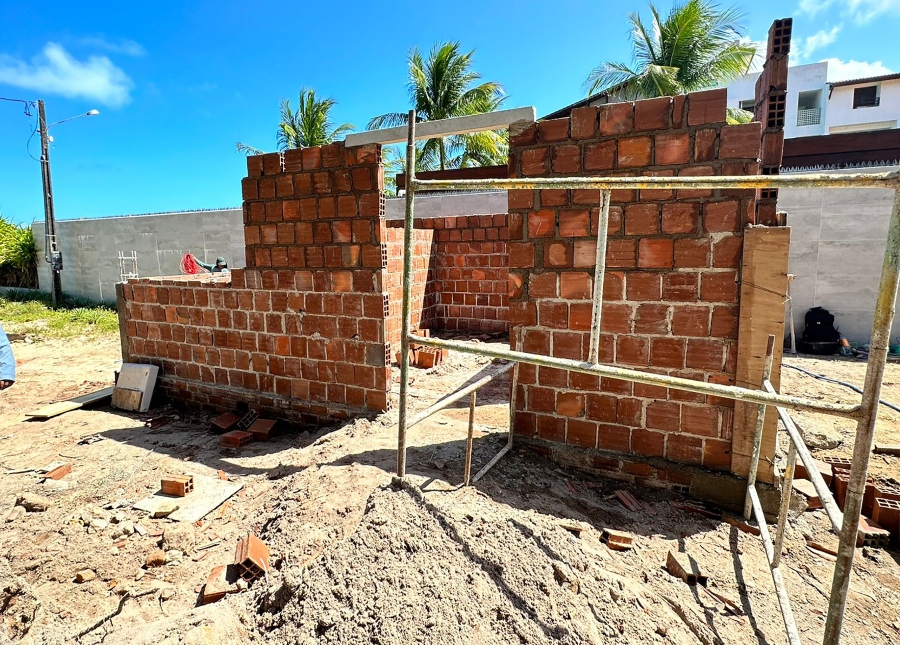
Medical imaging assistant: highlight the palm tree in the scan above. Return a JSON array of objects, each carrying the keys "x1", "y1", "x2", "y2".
[
  {"x1": 584, "y1": 0, "x2": 756, "y2": 100},
  {"x1": 236, "y1": 88, "x2": 354, "y2": 155},
  {"x1": 368, "y1": 42, "x2": 507, "y2": 171}
]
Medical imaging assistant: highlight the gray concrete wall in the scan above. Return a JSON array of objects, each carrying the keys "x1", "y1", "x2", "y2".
[
  {"x1": 780, "y1": 166, "x2": 899, "y2": 343},
  {"x1": 33, "y1": 209, "x2": 245, "y2": 303}
]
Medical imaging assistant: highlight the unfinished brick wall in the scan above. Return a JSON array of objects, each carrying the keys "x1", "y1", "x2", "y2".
[
  {"x1": 508, "y1": 90, "x2": 762, "y2": 480},
  {"x1": 119, "y1": 142, "x2": 393, "y2": 423},
  {"x1": 384, "y1": 225, "x2": 438, "y2": 348}
]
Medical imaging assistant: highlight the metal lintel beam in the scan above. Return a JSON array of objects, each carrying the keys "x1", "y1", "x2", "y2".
[
  {"x1": 408, "y1": 334, "x2": 861, "y2": 419},
  {"x1": 345, "y1": 107, "x2": 536, "y2": 147},
  {"x1": 410, "y1": 170, "x2": 900, "y2": 192}
]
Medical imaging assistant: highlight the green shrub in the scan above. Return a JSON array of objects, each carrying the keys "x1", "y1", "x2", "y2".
[{"x1": 0, "y1": 217, "x2": 38, "y2": 288}]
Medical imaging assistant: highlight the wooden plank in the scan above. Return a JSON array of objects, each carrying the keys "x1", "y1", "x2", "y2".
[
  {"x1": 25, "y1": 386, "x2": 114, "y2": 419},
  {"x1": 111, "y1": 387, "x2": 143, "y2": 412},
  {"x1": 134, "y1": 475, "x2": 242, "y2": 523},
  {"x1": 732, "y1": 226, "x2": 791, "y2": 482}
]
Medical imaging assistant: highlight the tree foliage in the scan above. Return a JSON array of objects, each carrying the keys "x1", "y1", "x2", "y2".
[
  {"x1": 236, "y1": 89, "x2": 354, "y2": 155},
  {"x1": 584, "y1": 0, "x2": 756, "y2": 99},
  {"x1": 368, "y1": 42, "x2": 507, "y2": 171}
]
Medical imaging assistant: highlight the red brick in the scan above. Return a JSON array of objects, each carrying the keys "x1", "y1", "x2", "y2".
[
  {"x1": 634, "y1": 303, "x2": 669, "y2": 334},
  {"x1": 632, "y1": 428, "x2": 665, "y2": 457},
  {"x1": 704, "y1": 200, "x2": 741, "y2": 233},
  {"x1": 703, "y1": 439, "x2": 732, "y2": 470},
  {"x1": 508, "y1": 273, "x2": 524, "y2": 299},
  {"x1": 586, "y1": 393, "x2": 617, "y2": 423},
  {"x1": 258, "y1": 176, "x2": 276, "y2": 199},
  {"x1": 617, "y1": 136, "x2": 652, "y2": 168},
  {"x1": 510, "y1": 122, "x2": 538, "y2": 147},
  {"x1": 653, "y1": 132, "x2": 689, "y2": 165},
  {"x1": 601, "y1": 303, "x2": 633, "y2": 333},
  {"x1": 552, "y1": 145, "x2": 581, "y2": 173},
  {"x1": 293, "y1": 172, "x2": 313, "y2": 195},
  {"x1": 687, "y1": 89, "x2": 727, "y2": 126},
  {"x1": 604, "y1": 271, "x2": 625, "y2": 300},
  {"x1": 598, "y1": 424, "x2": 632, "y2": 452},
  {"x1": 265, "y1": 201, "x2": 283, "y2": 222},
  {"x1": 599, "y1": 102, "x2": 634, "y2": 135},
  {"x1": 672, "y1": 306, "x2": 710, "y2": 336},
  {"x1": 719, "y1": 122, "x2": 762, "y2": 159},
  {"x1": 527, "y1": 210, "x2": 556, "y2": 238},
  {"x1": 634, "y1": 96, "x2": 672, "y2": 131},
  {"x1": 241, "y1": 178, "x2": 258, "y2": 200},
  {"x1": 583, "y1": 140, "x2": 616, "y2": 171},
  {"x1": 646, "y1": 401, "x2": 680, "y2": 432},
  {"x1": 685, "y1": 338, "x2": 724, "y2": 370},
  {"x1": 607, "y1": 239, "x2": 637, "y2": 267},
  {"x1": 557, "y1": 392, "x2": 585, "y2": 417},
  {"x1": 694, "y1": 128, "x2": 717, "y2": 162},
  {"x1": 710, "y1": 305, "x2": 738, "y2": 338},
  {"x1": 537, "y1": 415, "x2": 566, "y2": 442},
  {"x1": 508, "y1": 190, "x2": 533, "y2": 210},
  {"x1": 559, "y1": 209, "x2": 590, "y2": 237},
  {"x1": 713, "y1": 236, "x2": 743, "y2": 268},
  {"x1": 509, "y1": 301, "x2": 537, "y2": 326},
  {"x1": 260, "y1": 224, "x2": 277, "y2": 245},
  {"x1": 538, "y1": 118, "x2": 570, "y2": 142},
  {"x1": 701, "y1": 272, "x2": 738, "y2": 302},
  {"x1": 560, "y1": 272, "x2": 592, "y2": 299},
  {"x1": 573, "y1": 240, "x2": 597, "y2": 268},
  {"x1": 567, "y1": 419, "x2": 598, "y2": 448},
  {"x1": 544, "y1": 241, "x2": 572, "y2": 268},
  {"x1": 661, "y1": 202, "x2": 699, "y2": 234},
  {"x1": 570, "y1": 106, "x2": 598, "y2": 140},
  {"x1": 508, "y1": 242, "x2": 535, "y2": 268},
  {"x1": 638, "y1": 238, "x2": 673, "y2": 268},
  {"x1": 246, "y1": 155, "x2": 263, "y2": 177},
  {"x1": 521, "y1": 148, "x2": 549, "y2": 176},
  {"x1": 625, "y1": 203, "x2": 659, "y2": 235},
  {"x1": 626, "y1": 272, "x2": 660, "y2": 300},
  {"x1": 667, "y1": 434, "x2": 703, "y2": 465},
  {"x1": 674, "y1": 238, "x2": 710, "y2": 268},
  {"x1": 617, "y1": 336, "x2": 649, "y2": 366},
  {"x1": 275, "y1": 173, "x2": 293, "y2": 197},
  {"x1": 553, "y1": 331, "x2": 584, "y2": 360},
  {"x1": 539, "y1": 302, "x2": 568, "y2": 329},
  {"x1": 301, "y1": 146, "x2": 320, "y2": 170},
  {"x1": 662, "y1": 273, "x2": 698, "y2": 301},
  {"x1": 529, "y1": 272, "x2": 557, "y2": 298},
  {"x1": 539, "y1": 189, "x2": 568, "y2": 207},
  {"x1": 681, "y1": 405, "x2": 719, "y2": 437},
  {"x1": 650, "y1": 337, "x2": 685, "y2": 368}
]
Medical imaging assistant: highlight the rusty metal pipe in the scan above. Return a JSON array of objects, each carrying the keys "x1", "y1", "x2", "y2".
[
  {"x1": 744, "y1": 335, "x2": 776, "y2": 519},
  {"x1": 396, "y1": 110, "x2": 416, "y2": 477}
]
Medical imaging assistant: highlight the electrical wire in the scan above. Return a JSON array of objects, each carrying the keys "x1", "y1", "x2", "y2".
[
  {"x1": 1, "y1": 96, "x2": 42, "y2": 161},
  {"x1": 782, "y1": 362, "x2": 900, "y2": 414}
]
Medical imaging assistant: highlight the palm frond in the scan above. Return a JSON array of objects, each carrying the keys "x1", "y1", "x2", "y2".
[{"x1": 235, "y1": 142, "x2": 264, "y2": 156}]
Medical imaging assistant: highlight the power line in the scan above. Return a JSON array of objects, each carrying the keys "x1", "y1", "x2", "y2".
[{"x1": 0, "y1": 96, "x2": 42, "y2": 161}]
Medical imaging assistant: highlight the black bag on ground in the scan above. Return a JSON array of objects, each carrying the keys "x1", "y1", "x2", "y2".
[{"x1": 798, "y1": 306, "x2": 840, "y2": 354}]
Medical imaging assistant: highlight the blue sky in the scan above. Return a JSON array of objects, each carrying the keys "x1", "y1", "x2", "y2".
[{"x1": 1, "y1": 0, "x2": 898, "y2": 225}]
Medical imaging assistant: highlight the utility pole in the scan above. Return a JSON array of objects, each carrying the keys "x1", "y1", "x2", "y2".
[{"x1": 37, "y1": 99, "x2": 64, "y2": 308}]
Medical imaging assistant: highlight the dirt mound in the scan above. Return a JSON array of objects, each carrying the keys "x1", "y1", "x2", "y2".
[{"x1": 241, "y1": 479, "x2": 696, "y2": 644}]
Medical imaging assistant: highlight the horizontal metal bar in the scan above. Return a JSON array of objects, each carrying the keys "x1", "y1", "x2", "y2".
[
  {"x1": 407, "y1": 361, "x2": 513, "y2": 431},
  {"x1": 748, "y1": 485, "x2": 803, "y2": 645},
  {"x1": 408, "y1": 334, "x2": 862, "y2": 418},
  {"x1": 345, "y1": 107, "x2": 536, "y2": 146},
  {"x1": 763, "y1": 379, "x2": 844, "y2": 533},
  {"x1": 411, "y1": 170, "x2": 900, "y2": 192}
]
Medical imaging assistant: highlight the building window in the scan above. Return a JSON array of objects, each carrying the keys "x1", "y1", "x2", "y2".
[
  {"x1": 797, "y1": 90, "x2": 822, "y2": 126},
  {"x1": 853, "y1": 85, "x2": 880, "y2": 108},
  {"x1": 739, "y1": 99, "x2": 755, "y2": 112}
]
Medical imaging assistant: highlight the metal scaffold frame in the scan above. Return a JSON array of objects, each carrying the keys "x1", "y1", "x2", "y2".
[{"x1": 391, "y1": 110, "x2": 900, "y2": 645}]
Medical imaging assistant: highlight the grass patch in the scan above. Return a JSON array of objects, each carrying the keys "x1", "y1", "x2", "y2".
[{"x1": 0, "y1": 290, "x2": 119, "y2": 339}]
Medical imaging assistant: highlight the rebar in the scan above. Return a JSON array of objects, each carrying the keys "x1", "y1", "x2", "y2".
[
  {"x1": 824, "y1": 186, "x2": 900, "y2": 645},
  {"x1": 396, "y1": 110, "x2": 416, "y2": 478},
  {"x1": 406, "y1": 361, "x2": 513, "y2": 430},
  {"x1": 409, "y1": 334, "x2": 861, "y2": 418},
  {"x1": 588, "y1": 190, "x2": 611, "y2": 364}
]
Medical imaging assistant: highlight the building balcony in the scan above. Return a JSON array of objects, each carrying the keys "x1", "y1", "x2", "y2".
[{"x1": 797, "y1": 107, "x2": 822, "y2": 126}]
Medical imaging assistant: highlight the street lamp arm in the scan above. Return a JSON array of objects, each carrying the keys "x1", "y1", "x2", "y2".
[{"x1": 46, "y1": 110, "x2": 100, "y2": 129}]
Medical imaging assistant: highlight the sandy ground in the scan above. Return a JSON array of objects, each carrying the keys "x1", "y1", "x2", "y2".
[{"x1": 0, "y1": 334, "x2": 898, "y2": 644}]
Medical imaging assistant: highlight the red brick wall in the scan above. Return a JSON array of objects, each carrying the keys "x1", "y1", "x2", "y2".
[
  {"x1": 120, "y1": 142, "x2": 392, "y2": 423},
  {"x1": 384, "y1": 225, "x2": 437, "y2": 348},
  {"x1": 508, "y1": 90, "x2": 761, "y2": 474}
]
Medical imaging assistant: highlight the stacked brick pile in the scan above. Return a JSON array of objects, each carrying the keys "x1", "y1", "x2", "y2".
[{"x1": 507, "y1": 89, "x2": 761, "y2": 479}]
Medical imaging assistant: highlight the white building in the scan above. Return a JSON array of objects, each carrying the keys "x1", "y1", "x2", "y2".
[{"x1": 725, "y1": 61, "x2": 900, "y2": 139}]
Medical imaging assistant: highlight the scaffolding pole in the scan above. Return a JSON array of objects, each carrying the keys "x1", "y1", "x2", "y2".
[{"x1": 396, "y1": 110, "x2": 416, "y2": 477}]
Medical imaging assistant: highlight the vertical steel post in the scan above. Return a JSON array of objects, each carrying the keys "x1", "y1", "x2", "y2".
[
  {"x1": 824, "y1": 186, "x2": 900, "y2": 645},
  {"x1": 744, "y1": 334, "x2": 776, "y2": 519},
  {"x1": 464, "y1": 391, "x2": 477, "y2": 486},
  {"x1": 396, "y1": 111, "x2": 417, "y2": 477},
  {"x1": 773, "y1": 442, "x2": 796, "y2": 568},
  {"x1": 588, "y1": 190, "x2": 611, "y2": 364}
]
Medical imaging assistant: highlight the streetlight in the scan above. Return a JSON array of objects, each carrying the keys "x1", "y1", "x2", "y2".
[{"x1": 37, "y1": 101, "x2": 99, "y2": 307}]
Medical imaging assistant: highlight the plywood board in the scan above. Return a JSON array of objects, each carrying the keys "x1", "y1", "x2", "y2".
[
  {"x1": 732, "y1": 226, "x2": 791, "y2": 482},
  {"x1": 25, "y1": 387, "x2": 114, "y2": 419},
  {"x1": 133, "y1": 474, "x2": 242, "y2": 523}
]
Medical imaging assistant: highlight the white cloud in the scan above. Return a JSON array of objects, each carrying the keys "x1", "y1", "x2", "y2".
[
  {"x1": 798, "y1": 0, "x2": 900, "y2": 24},
  {"x1": 78, "y1": 36, "x2": 146, "y2": 57},
  {"x1": 795, "y1": 26, "x2": 841, "y2": 61},
  {"x1": 823, "y1": 57, "x2": 895, "y2": 82},
  {"x1": 0, "y1": 43, "x2": 133, "y2": 107}
]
